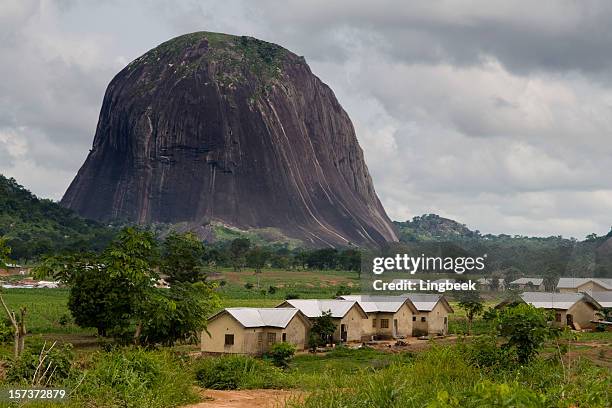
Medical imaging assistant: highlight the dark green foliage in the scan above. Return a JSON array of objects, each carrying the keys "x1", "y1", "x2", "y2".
[
  {"x1": 160, "y1": 232, "x2": 206, "y2": 283},
  {"x1": 140, "y1": 282, "x2": 219, "y2": 346},
  {"x1": 0, "y1": 175, "x2": 116, "y2": 261},
  {"x1": 36, "y1": 227, "x2": 217, "y2": 345},
  {"x1": 493, "y1": 304, "x2": 558, "y2": 363},
  {"x1": 194, "y1": 355, "x2": 292, "y2": 390},
  {"x1": 267, "y1": 342, "x2": 296, "y2": 368},
  {"x1": 309, "y1": 310, "x2": 336, "y2": 349},
  {"x1": 335, "y1": 285, "x2": 352, "y2": 297},
  {"x1": 229, "y1": 238, "x2": 251, "y2": 270},
  {"x1": 246, "y1": 246, "x2": 270, "y2": 272},
  {"x1": 67, "y1": 261, "x2": 132, "y2": 336},
  {"x1": 6, "y1": 341, "x2": 73, "y2": 385},
  {"x1": 0, "y1": 319, "x2": 12, "y2": 343}
]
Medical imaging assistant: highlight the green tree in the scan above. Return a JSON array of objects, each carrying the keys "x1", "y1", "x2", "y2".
[
  {"x1": 246, "y1": 246, "x2": 270, "y2": 288},
  {"x1": 267, "y1": 342, "x2": 296, "y2": 368},
  {"x1": 161, "y1": 232, "x2": 206, "y2": 283},
  {"x1": 457, "y1": 291, "x2": 484, "y2": 335},
  {"x1": 140, "y1": 281, "x2": 220, "y2": 346},
  {"x1": 34, "y1": 227, "x2": 159, "y2": 341},
  {"x1": 494, "y1": 303, "x2": 557, "y2": 363},
  {"x1": 229, "y1": 238, "x2": 251, "y2": 271},
  {"x1": 309, "y1": 310, "x2": 336, "y2": 349}
]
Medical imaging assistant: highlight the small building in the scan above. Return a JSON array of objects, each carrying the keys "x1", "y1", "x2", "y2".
[
  {"x1": 556, "y1": 278, "x2": 612, "y2": 294},
  {"x1": 405, "y1": 294, "x2": 453, "y2": 336},
  {"x1": 277, "y1": 299, "x2": 367, "y2": 342},
  {"x1": 509, "y1": 278, "x2": 545, "y2": 291},
  {"x1": 201, "y1": 307, "x2": 310, "y2": 355},
  {"x1": 499, "y1": 292, "x2": 602, "y2": 329},
  {"x1": 339, "y1": 295, "x2": 418, "y2": 340},
  {"x1": 476, "y1": 278, "x2": 505, "y2": 291}
]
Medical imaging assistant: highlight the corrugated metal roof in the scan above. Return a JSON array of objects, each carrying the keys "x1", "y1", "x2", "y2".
[
  {"x1": 591, "y1": 292, "x2": 612, "y2": 308},
  {"x1": 221, "y1": 307, "x2": 300, "y2": 328},
  {"x1": 404, "y1": 293, "x2": 444, "y2": 311},
  {"x1": 556, "y1": 278, "x2": 612, "y2": 290},
  {"x1": 339, "y1": 295, "x2": 410, "y2": 313},
  {"x1": 519, "y1": 292, "x2": 600, "y2": 310},
  {"x1": 282, "y1": 299, "x2": 357, "y2": 318},
  {"x1": 511, "y1": 278, "x2": 544, "y2": 285}
]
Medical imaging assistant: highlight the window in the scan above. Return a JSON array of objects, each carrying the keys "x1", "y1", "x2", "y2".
[
  {"x1": 372, "y1": 319, "x2": 377, "y2": 328},
  {"x1": 380, "y1": 319, "x2": 389, "y2": 328},
  {"x1": 555, "y1": 313, "x2": 562, "y2": 322},
  {"x1": 412, "y1": 316, "x2": 416, "y2": 322},
  {"x1": 224, "y1": 334, "x2": 234, "y2": 346},
  {"x1": 421, "y1": 317, "x2": 426, "y2": 322},
  {"x1": 267, "y1": 332, "x2": 277, "y2": 345},
  {"x1": 282, "y1": 333, "x2": 287, "y2": 342}
]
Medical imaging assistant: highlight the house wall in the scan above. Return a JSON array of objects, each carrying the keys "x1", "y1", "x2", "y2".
[
  {"x1": 566, "y1": 301, "x2": 599, "y2": 328},
  {"x1": 201, "y1": 314, "x2": 308, "y2": 355},
  {"x1": 413, "y1": 302, "x2": 450, "y2": 336},
  {"x1": 334, "y1": 305, "x2": 365, "y2": 342},
  {"x1": 559, "y1": 282, "x2": 609, "y2": 294}
]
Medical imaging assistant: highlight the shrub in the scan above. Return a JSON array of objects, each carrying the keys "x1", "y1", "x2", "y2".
[
  {"x1": 194, "y1": 355, "x2": 293, "y2": 390},
  {"x1": 6, "y1": 341, "x2": 73, "y2": 385},
  {"x1": 58, "y1": 313, "x2": 72, "y2": 326},
  {"x1": 464, "y1": 336, "x2": 517, "y2": 371},
  {"x1": 72, "y1": 348, "x2": 197, "y2": 408},
  {"x1": 0, "y1": 319, "x2": 12, "y2": 343},
  {"x1": 267, "y1": 342, "x2": 296, "y2": 368},
  {"x1": 494, "y1": 304, "x2": 558, "y2": 363},
  {"x1": 244, "y1": 283, "x2": 254, "y2": 289}
]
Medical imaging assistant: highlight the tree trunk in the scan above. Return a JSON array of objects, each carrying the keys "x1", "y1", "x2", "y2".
[
  {"x1": 133, "y1": 321, "x2": 142, "y2": 345},
  {"x1": 13, "y1": 332, "x2": 19, "y2": 358}
]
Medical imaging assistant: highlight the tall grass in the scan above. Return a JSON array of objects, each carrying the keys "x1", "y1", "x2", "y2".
[
  {"x1": 68, "y1": 348, "x2": 199, "y2": 408},
  {"x1": 287, "y1": 345, "x2": 611, "y2": 408}
]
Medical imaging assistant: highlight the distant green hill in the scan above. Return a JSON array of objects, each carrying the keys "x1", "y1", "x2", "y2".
[
  {"x1": 394, "y1": 214, "x2": 612, "y2": 278},
  {"x1": 0, "y1": 175, "x2": 116, "y2": 262}
]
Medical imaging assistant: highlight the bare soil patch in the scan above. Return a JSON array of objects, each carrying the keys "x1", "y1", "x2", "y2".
[{"x1": 183, "y1": 389, "x2": 300, "y2": 408}]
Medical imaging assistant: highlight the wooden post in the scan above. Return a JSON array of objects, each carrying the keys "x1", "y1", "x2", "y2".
[{"x1": 1, "y1": 294, "x2": 26, "y2": 358}]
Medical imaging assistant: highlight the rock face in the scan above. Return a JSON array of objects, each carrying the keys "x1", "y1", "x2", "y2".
[{"x1": 62, "y1": 32, "x2": 397, "y2": 247}]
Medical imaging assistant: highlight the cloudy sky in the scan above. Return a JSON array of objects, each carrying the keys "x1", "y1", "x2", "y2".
[{"x1": 2, "y1": 0, "x2": 612, "y2": 239}]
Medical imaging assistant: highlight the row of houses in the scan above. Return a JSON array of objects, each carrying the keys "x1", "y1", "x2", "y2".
[
  {"x1": 201, "y1": 294, "x2": 453, "y2": 355},
  {"x1": 497, "y1": 291, "x2": 609, "y2": 330},
  {"x1": 478, "y1": 277, "x2": 612, "y2": 293},
  {"x1": 202, "y1": 287, "x2": 610, "y2": 355}
]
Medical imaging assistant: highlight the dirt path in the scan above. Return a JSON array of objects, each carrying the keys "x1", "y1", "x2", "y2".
[{"x1": 183, "y1": 389, "x2": 300, "y2": 408}]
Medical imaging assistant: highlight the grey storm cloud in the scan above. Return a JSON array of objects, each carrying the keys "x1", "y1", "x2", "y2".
[{"x1": 1, "y1": 0, "x2": 612, "y2": 239}]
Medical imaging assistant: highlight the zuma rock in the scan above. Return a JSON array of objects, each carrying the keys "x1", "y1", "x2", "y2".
[{"x1": 62, "y1": 32, "x2": 398, "y2": 247}]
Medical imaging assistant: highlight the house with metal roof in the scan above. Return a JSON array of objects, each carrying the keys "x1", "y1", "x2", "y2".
[
  {"x1": 338, "y1": 295, "x2": 418, "y2": 340},
  {"x1": 404, "y1": 293, "x2": 454, "y2": 335},
  {"x1": 276, "y1": 299, "x2": 368, "y2": 342},
  {"x1": 498, "y1": 292, "x2": 602, "y2": 329},
  {"x1": 201, "y1": 307, "x2": 310, "y2": 355},
  {"x1": 556, "y1": 278, "x2": 612, "y2": 294},
  {"x1": 509, "y1": 278, "x2": 545, "y2": 291}
]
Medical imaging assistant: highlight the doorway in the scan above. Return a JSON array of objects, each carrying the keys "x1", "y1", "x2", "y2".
[{"x1": 340, "y1": 324, "x2": 347, "y2": 342}]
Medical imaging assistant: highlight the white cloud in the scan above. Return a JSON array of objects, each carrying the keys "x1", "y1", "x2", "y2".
[{"x1": 1, "y1": 0, "x2": 611, "y2": 239}]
